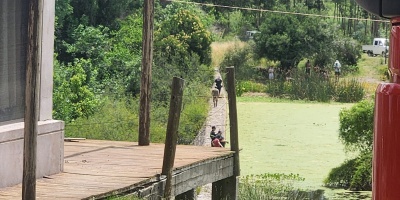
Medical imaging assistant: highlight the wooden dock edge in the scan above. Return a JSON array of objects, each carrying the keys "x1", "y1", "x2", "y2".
[{"x1": 84, "y1": 153, "x2": 235, "y2": 199}]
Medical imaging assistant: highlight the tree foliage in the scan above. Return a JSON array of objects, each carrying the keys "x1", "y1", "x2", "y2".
[
  {"x1": 255, "y1": 7, "x2": 336, "y2": 69},
  {"x1": 54, "y1": 0, "x2": 214, "y2": 145},
  {"x1": 325, "y1": 100, "x2": 374, "y2": 191},
  {"x1": 156, "y1": 9, "x2": 213, "y2": 65},
  {"x1": 53, "y1": 58, "x2": 100, "y2": 122},
  {"x1": 339, "y1": 100, "x2": 374, "y2": 153}
]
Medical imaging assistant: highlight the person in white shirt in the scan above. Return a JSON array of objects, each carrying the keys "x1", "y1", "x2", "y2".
[{"x1": 333, "y1": 60, "x2": 341, "y2": 82}]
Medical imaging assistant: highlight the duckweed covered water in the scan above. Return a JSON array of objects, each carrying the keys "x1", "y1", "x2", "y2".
[{"x1": 226, "y1": 101, "x2": 372, "y2": 199}]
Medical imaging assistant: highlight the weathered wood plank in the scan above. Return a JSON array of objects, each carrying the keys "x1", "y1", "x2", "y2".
[{"x1": 0, "y1": 140, "x2": 234, "y2": 199}]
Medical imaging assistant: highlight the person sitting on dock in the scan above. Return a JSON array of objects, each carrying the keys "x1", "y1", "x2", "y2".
[
  {"x1": 217, "y1": 130, "x2": 227, "y2": 147},
  {"x1": 212, "y1": 137, "x2": 223, "y2": 147},
  {"x1": 210, "y1": 126, "x2": 217, "y2": 146}
]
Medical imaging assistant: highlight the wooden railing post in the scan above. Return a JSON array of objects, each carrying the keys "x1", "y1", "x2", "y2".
[
  {"x1": 226, "y1": 66, "x2": 240, "y2": 177},
  {"x1": 212, "y1": 66, "x2": 240, "y2": 200},
  {"x1": 23, "y1": 0, "x2": 42, "y2": 199},
  {"x1": 161, "y1": 77, "x2": 185, "y2": 199},
  {"x1": 139, "y1": 0, "x2": 154, "y2": 146}
]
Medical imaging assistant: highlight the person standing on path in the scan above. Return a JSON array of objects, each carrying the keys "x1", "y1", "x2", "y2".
[
  {"x1": 268, "y1": 66, "x2": 274, "y2": 80},
  {"x1": 211, "y1": 88, "x2": 219, "y2": 107},
  {"x1": 305, "y1": 60, "x2": 311, "y2": 77},
  {"x1": 215, "y1": 76, "x2": 223, "y2": 95},
  {"x1": 333, "y1": 60, "x2": 341, "y2": 82}
]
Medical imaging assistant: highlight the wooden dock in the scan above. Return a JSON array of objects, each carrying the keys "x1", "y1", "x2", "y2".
[{"x1": 0, "y1": 140, "x2": 235, "y2": 199}]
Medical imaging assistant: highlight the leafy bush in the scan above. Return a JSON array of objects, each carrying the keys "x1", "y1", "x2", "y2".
[
  {"x1": 236, "y1": 81, "x2": 268, "y2": 96},
  {"x1": 324, "y1": 158, "x2": 357, "y2": 188},
  {"x1": 325, "y1": 100, "x2": 374, "y2": 191},
  {"x1": 324, "y1": 152, "x2": 372, "y2": 190},
  {"x1": 333, "y1": 37, "x2": 362, "y2": 67},
  {"x1": 350, "y1": 152, "x2": 372, "y2": 191},
  {"x1": 53, "y1": 58, "x2": 101, "y2": 122},
  {"x1": 219, "y1": 45, "x2": 257, "y2": 81},
  {"x1": 339, "y1": 100, "x2": 374, "y2": 152}
]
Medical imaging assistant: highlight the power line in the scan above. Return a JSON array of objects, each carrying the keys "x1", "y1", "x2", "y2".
[{"x1": 167, "y1": 0, "x2": 390, "y2": 23}]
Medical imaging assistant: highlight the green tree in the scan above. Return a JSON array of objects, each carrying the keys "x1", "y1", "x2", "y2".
[
  {"x1": 339, "y1": 100, "x2": 374, "y2": 153},
  {"x1": 254, "y1": 7, "x2": 335, "y2": 69},
  {"x1": 156, "y1": 9, "x2": 213, "y2": 65},
  {"x1": 325, "y1": 100, "x2": 374, "y2": 190},
  {"x1": 104, "y1": 14, "x2": 143, "y2": 96},
  {"x1": 53, "y1": 58, "x2": 100, "y2": 122}
]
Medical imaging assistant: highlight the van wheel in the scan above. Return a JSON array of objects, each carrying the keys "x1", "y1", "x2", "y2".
[{"x1": 367, "y1": 51, "x2": 373, "y2": 57}]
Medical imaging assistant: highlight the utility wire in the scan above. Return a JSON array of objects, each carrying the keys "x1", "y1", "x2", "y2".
[{"x1": 167, "y1": 0, "x2": 390, "y2": 23}]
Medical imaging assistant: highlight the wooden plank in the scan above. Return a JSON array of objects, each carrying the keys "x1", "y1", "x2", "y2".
[{"x1": 0, "y1": 140, "x2": 234, "y2": 199}]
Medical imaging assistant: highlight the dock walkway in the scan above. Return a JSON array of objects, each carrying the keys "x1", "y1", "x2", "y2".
[{"x1": 0, "y1": 140, "x2": 234, "y2": 199}]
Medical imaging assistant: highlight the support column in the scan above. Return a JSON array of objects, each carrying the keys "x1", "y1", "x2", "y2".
[
  {"x1": 212, "y1": 176, "x2": 238, "y2": 200},
  {"x1": 175, "y1": 189, "x2": 196, "y2": 200},
  {"x1": 373, "y1": 17, "x2": 400, "y2": 199}
]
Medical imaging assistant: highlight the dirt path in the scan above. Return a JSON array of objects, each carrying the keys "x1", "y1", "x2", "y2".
[
  {"x1": 194, "y1": 69, "x2": 227, "y2": 147},
  {"x1": 194, "y1": 68, "x2": 228, "y2": 199}
]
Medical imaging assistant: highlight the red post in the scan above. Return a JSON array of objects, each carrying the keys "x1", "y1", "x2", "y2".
[{"x1": 373, "y1": 17, "x2": 400, "y2": 199}]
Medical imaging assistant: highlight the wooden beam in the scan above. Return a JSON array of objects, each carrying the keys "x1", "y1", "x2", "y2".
[
  {"x1": 161, "y1": 77, "x2": 185, "y2": 199},
  {"x1": 139, "y1": 0, "x2": 154, "y2": 146},
  {"x1": 23, "y1": 0, "x2": 42, "y2": 199},
  {"x1": 226, "y1": 67, "x2": 240, "y2": 177}
]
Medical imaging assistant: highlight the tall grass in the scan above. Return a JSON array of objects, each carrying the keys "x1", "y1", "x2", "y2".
[
  {"x1": 65, "y1": 97, "x2": 139, "y2": 141},
  {"x1": 237, "y1": 81, "x2": 268, "y2": 96},
  {"x1": 334, "y1": 79, "x2": 365, "y2": 102},
  {"x1": 266, "y1": 70, "x2": 364, "y2": 103},
  {"x1": 211, "y1": 41, "x2": 247, "y2": 67},
  {"x1": 65, "y1": 81, "x2": 210, "y2": 144},
  {"x1": 239, "y1": 173, "x2": 325, "y2": 200}
]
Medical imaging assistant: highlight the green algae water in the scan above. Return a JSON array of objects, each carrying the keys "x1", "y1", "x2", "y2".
[{"x1": 226, "y1": 101, "x2": 372, "y2": 199}]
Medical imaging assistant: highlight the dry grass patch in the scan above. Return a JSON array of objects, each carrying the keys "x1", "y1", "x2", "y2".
[{"x1": 211, "y1": 41, "x2": 248, "y2": 67}]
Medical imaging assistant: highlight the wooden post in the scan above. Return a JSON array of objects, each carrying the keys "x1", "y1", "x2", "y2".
[
  {"x1": 211, "y1": 66, "x2": 240, "y2": 200},
  {"x1": 226, "y1": 66, "x2": 240, "y2": 177},
  {"x1": 161, "y1": 77, "x2": 185, "y2": 199},
  {"x1": 23, "y1": 0, "x2": 42, "y2": 199},
  {"x1": 139, "y1": 0, "x2": 154, "y2": 146}
]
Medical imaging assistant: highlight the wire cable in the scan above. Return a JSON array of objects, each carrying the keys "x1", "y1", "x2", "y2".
[{"x1": 167, "y1": 0, "x2": 390, "y2": 23}]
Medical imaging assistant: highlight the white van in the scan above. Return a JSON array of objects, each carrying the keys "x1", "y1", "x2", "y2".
[{"x1": 362, "y1": 38, "x2": 389, "y2": 57}]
